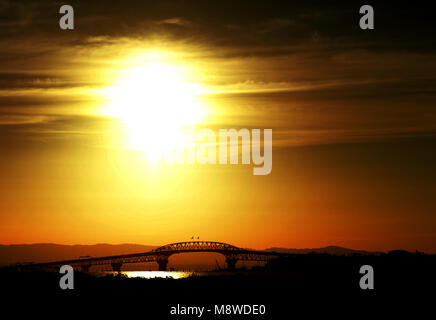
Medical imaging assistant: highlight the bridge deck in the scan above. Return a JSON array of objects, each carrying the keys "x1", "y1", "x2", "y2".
[{"x1": 17, "y1": 241, "x2": 287, "y2": 270}]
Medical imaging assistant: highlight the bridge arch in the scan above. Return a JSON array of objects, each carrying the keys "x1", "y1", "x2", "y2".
[
  {"x1": 24, "y1": 240, "x2": 280, "y2": 272},
  {"x1": 154, "y1": 241, "x2": 242, "y2": 270},
  {"x1": 155, "y1": 241, "x2": 241, "y2": 253}
]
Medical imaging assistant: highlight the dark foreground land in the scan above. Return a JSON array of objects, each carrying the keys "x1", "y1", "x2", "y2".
[{"x1": 1, "y1": 252, "x2": 435, "y2": 318}]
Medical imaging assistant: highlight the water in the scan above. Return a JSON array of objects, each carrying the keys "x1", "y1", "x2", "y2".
[
  {"x1": 106, "y1": 271, "x2": 193, "y2": 279},
  {"x1": 101, "y1": 271, "x2": 243, "y2": 279}
]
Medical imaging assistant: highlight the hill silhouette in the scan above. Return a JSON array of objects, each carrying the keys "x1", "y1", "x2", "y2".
[
  {"x1": 0, "y1": 243, "x2": 156, "y2": 266},
  {"x1": 266, "y1": 245, "x2": 383, "y2": 255},
  {"x1": 1, "y1": 243, "x2": 383, "y2": 268}
]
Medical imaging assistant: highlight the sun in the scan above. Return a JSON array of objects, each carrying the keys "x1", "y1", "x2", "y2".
[{"x1": 103, "y1": 60, "x2": 205, "y2": 162}]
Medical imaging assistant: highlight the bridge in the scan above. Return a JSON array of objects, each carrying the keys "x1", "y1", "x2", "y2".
[{"x1": 23, "y1": 241, "x2": 287, "y2": 272}]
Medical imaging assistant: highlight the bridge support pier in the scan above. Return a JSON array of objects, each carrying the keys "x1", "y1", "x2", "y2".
[
  {"x1": 156, "y1": 257, "x2": 169, "y2": 271},
  {"x1": 111, "y1": 262, "x2": 123, "y2": 273},
  {"x1": 225, "y1": 257, "x2": 238, "y2": 271}
]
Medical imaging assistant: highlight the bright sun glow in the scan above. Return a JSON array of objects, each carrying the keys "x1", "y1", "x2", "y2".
[{"x1": 104, "y1": 58, "x2": 205, "y2": 162}]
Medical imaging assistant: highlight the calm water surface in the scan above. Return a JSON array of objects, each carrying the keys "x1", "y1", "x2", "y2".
[
  {"x1": 101, "y1": 271, "x2": 240, "y2": 279},
  {"x1": 101, "y1": 271, "x2": 193, "y2": 279}
]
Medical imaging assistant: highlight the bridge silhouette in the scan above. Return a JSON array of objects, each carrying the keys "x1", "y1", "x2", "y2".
[{"x1": 25, "y1": 241, "x2": 287, "y2": 272}]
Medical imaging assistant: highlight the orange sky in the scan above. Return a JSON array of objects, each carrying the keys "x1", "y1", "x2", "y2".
[{"x1": 1, "y1": 1, "x2": 435, "y2": 253}]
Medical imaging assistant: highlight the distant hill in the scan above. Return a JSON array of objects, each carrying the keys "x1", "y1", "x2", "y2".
[
  {"x1": 0, "y1": 243, "x2": 228, "y2": 270},
  {"x1": 265, "y1": 246, "x2": 382, "y2": 256},
  {"x1": 0, "y1": 243, "x2": 383, "y2": 268},
  {"x1": 0, "y1": 243, "x2": 157, "y2": 266}
]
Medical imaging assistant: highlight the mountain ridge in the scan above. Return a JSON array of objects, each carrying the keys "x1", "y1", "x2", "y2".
[
  {"x1": 0, "y1": 243, "x2": 386, "y2": 266},
  {"x1": 265, "y1": 245, "x2": 383, "y2": 255}
]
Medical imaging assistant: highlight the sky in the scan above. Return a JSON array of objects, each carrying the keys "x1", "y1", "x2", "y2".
[{"x1": 0, "y1": 0, "x2": 435, "y2": 252}]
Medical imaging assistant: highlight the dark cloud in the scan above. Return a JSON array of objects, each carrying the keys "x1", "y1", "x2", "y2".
[
  {"x1": 0, "y1": 0, "x2": 434, "y2": 54},
  {"x1": 0, "y1": 72, "x2": 90, "y2": 90},
  {"x1": 0, "y1": 0, "x2": 435, "y2": 146}
]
